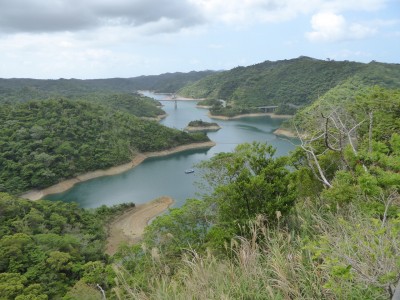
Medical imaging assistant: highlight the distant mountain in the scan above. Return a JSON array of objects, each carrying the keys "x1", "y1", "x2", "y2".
[
  {"x1": 177, "y1": 56, "x2": 400, "y2": 114},
  {"x1": 124, "y1": 70, "x2": 217, "y2": 93},
  {"x1": 0, "y1": 70, "x2": 215, "y2": 103}
]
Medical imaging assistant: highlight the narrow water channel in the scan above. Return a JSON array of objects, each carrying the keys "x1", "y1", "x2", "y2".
[{"x1": 44, "y1": 93, "x2": 297, "y2": 208}]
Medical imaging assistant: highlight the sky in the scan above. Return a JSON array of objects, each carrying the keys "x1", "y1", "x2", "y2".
[{"x1": 0, "y1": 0, "x2": 399, "y2": 79}]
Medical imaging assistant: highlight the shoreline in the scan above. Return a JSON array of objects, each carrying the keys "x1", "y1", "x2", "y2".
[
  {"x1": 196, "y1": 104, "x2": 211, "y2": 109},
  {"x1": 184, "y1": 125, "x2": 221, "y2": 132},
  {"x1": 140, "y1": 114, "x2": 167, "y2": 121},
  {"x1": 273, "y1": 128, "x2": 298, "y2": 138},
  {"x1": 208, "y1": 112, "x2": 293, "y2": 120},
  {"x1": 106, "y1": 196, "x2": 174, "y2": 255},
  {"x1": 20, "y1": 141, "x2": 216, "y2": 201}
]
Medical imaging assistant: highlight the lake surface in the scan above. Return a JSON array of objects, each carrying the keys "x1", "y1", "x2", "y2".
[{"x1": 45, "y1": 92, "x2": 297, "y2": 208}]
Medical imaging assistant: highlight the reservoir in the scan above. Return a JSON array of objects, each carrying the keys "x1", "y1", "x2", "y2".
[{"x1": 45, "y1": 92, "x2": 297, "y2": 208}]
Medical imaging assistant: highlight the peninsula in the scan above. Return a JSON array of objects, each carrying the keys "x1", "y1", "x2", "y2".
[{"x1": 20, "y1": 141, "x2": 216, "y2": 201}]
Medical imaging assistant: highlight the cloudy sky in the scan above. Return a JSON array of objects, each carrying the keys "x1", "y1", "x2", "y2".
[{"x1": 0, "y1": 0, "x2": 399, "y2": 79}]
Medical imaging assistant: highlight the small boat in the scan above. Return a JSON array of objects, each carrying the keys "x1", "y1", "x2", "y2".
[{"x1": 185, "y1": 169, "x2": 194, "y2": 174}]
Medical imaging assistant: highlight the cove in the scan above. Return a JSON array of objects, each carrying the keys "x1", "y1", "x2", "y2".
[{"x1": 44, "y1": 93, "x2": 297, "y2": 208}]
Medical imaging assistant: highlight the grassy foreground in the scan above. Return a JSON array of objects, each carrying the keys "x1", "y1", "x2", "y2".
[{"x1": 111, "y1": 198, "x2": 399, "y2": 299}]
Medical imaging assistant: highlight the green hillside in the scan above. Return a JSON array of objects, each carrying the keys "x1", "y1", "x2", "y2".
[
  {"x1": 0, "y1": 192, "x2": 131, "y2": 299},
  {"x1": 178, "y1": 56, "x2": 400, "y2": 116},
  {"x1": 0, "y1": 70, "x2": 215, "y2": 104},
  {"x1": 284, "y1": 76, "x2": 400, "y2": 136},
  {"x1": 78, "y1": 92, "x2": 165, "y2": 118},
  {"x1": 1, "y1": 59, "x2": 399, "y2": 299},
  {"x1": 285, "y1": 76, "x2": 372, "y2": 131},
  {"x1": 0, "y1": 99, "x2": 208, "y2": 194},
  {"x1": 0, "y1": 87, "x2": 398, "y2": 300},
  {"x1": 125, "y1": 70, "x2": 216, "y2": 93}
]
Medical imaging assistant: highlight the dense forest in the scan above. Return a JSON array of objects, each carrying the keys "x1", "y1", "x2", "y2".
[
  {"x1": 178, "y1": 56, "x2": 400, "y2": 116},
  {"x1": 107, "y1": 85, "x2": 400, "y2": 299},
  {"x1": 285, "y1": 76, "x2": 400, "y2": 134},
  {"x1": 0, "y1": 192, "x2": 132, "y2": 299},
  {"x1": 0, "y1": 70, "x2": 214, "y2": 103},
  {"x1": 1, "y1": 58, "x2": 399, "y2": 299},
  {"x1": 1, "y1": 84, "x2": 398, "y2": 299},
  {"x1": 185, "y1": 120, "x2": 221, "y2": 133},
  {"x1": 83, "y1": 92, "x2": 165, "y2": 119},
  {"x1": 0, "y1": 99, "x2": 208, "y2": 194},
  {"x1": 0, "y1": 87, "x2": 400, "y2": 299}
]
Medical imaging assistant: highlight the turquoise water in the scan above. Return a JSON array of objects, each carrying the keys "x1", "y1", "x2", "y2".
[{"x1": 44, "y1": 93, "x2": 296, "y2": 208}]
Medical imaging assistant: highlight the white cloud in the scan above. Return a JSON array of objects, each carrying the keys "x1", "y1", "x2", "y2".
[
  {"x1": 0, "y1": 32, "x2": 140, "y2": 78},
  {"x1": 0, "y1": 0, "x2": 389, "y2": 36},
  {"x1": 0, "y1": 0, "x2": 395, "y2": 78},
  {"x1": 318, "y1": 0, "x2": 386, "y2": 13},
  {"x1": 0, "y1": 0, "x2": 204, "y2": 34},
  {"x1": 306, "y1": 12, "x2": 376, "y2": 42},
  {"x1": 189, "y1": 0, "x2": 388, "y2": 25},
  {"x1": 190, "y1": 0, "x2": 317, "y2": 24}
]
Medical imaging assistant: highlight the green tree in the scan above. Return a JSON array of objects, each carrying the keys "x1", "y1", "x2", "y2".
[
  {"x1": 0, "y1": 99, "x2": 209, "y2": 194},
  {"x1": 144, "y1": 199, "x2": 210, "y2": 254},
  {"x1": 0, "y1": 273, "x2": 27, "y2": 299},
  {"x1": 198, "y1": 142, "x2": 295, "y2": 233}
]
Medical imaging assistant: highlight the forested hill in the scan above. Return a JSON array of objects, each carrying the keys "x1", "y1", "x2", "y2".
[
  {"x1": 0, "y1": 70, "x2": 215, "y2": 102},
  {"x1": 78, "y1": 92, "x2": 166, "y2": 118},
  {"x1": 0, "y1": 99, "x2": 209, "y2": 194},
  {"x1": 177, "y1": 56, "x2": 400, "y2": 114},
  {"x1": 0, "y1": 192, "x2": 131, "y2": 299},
  {"x1": 0, "y1": 86, "x2": 399, "y2": 299},
  {"x1": 122, "y1": 70, "x2": 216, "y2": 93}
]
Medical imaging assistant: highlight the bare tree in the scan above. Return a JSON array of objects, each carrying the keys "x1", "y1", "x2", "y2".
[{"x1": 294, "y1": 103, "x2": 371, "y2": 188}]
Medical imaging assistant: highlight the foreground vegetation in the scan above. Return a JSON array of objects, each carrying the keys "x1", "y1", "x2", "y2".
[
  {"x1": 0, "y1": 193, "x2": 133, "y2": 299},
  {"x1": 112, "y1": 200, "x2": 399, "y2": 299},
  {"x1": 0, "y1": 99, "x2": 208, "y2": 194},
  {"x1": 287, "y1": 77, "x2": 400, "y2": 134}
]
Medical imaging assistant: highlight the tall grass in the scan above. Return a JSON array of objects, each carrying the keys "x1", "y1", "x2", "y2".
[{"x1": 112, "y1": 199, "x2": 399, "y2": 299}]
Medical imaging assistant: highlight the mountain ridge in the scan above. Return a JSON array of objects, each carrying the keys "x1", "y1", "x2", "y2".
[{"x1": 177, "y1": 56, "x2": 400, "y2": 115}]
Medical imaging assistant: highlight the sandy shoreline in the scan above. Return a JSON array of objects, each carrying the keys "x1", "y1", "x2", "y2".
[
  {"x1": 273, "y1": 128, "x2": 298, "y2": 138},
  {"x1": 20, "y1": 141, "x2": 216, "y2": 201},
  {"x1": 196, "y1": 104, "x2": 211, "y2": 109},
  {"x1": 141, "y1": 114, "x2": 167, "y2": 121},
  {"x1": 106, "y1": 196, "x2": 174, "y2": 255},
  {"x1": 185, "y1": 125, "x2": 221, "y2": 132},
  {"x1": 208, "y1": 112, "x2": 293, "y2": 120}
]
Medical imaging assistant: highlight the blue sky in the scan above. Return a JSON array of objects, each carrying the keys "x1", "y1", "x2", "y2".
[{"x1": 0, "y1": 0, "x2": 399, "y2": 79}]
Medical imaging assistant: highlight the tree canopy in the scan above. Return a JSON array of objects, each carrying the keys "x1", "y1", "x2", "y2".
[
  {"x1": 178, "y1": 56, "x2": 400, "y2": 116},
  {"x1": 0, "y1": 70, "x2": 215, "y2": 104},
  {"x1": 0, "y1": 99, "x2": 208, "y2": 194},
  {"x1": 0, "y1": 192, "x2": 133, "y2": 299}
]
